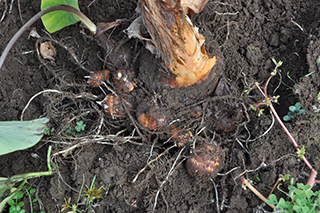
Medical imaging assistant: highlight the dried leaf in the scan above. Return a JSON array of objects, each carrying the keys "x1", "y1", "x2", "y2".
[
  {"x1": 181, "y1": 0, "x2": 209, "y2": 16},
  {"x1": 124, "y1": 16, "x2": 150, "y2": 41},
  {"x1": 96, "y1": 19, "x2": 125, "y2": 36}
]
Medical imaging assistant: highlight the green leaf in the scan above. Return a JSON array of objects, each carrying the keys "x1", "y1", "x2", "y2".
[
  {"x1": 295, "y1": 102, "x2": 301, "y2": 110},
  {"x1": 288, "y1": 186, "x2": 297, "y2": 198},
  {"x1": 289, "y1": 106, "x2": 297, "y2": 112},
  {"x1": 297, "y1": 183, "x2": 311, "y2": 191},
  {"x1": 305, "y1": 190, "x2": 314, "y2": 200},
  {"x1": 250, "y1": 105, "x2": 257, "y2": 111},
  {"x1": 299, "y1": 109, "x2": 306, "y2": 115},
  {"x1": 0, "y1": 117, "x2": 49, "y2": 156},
  {"x1": 7, "y1": 199, "x2": 14, "y2": 206},
  {"x1": 17, "y1": 201, "x2": 24, "y2": 208},
  {"x1": 29, "y1": 188, "x2": 36, "y2": 194},
  {"x1": 283, "y1": 115, "x2": 292, "y2": 121},
  {"x1": 266, "y1": 194, "x2": 278, "y2": 205},
  {"x1": 32, "y1": 198, "x2": 38, "y2": 203},
  {"x1": 41, "y1": 0, "x2": 80, "y2": 33},
  {"x1": 283, "y1": 174, "x2": 290, "y2": 181},
  {"x1": 9, "y1": 205, "x2": 17, "y2": 212},
  {"x1": 12, "y1": 191, "x2": 24, "y2": 200},
  {"x1": 277, "y1": 198, "x2": 293, "y2": 210},
  {"x1": 290, "y1": 178, "x2": 295, "y2": 185}
]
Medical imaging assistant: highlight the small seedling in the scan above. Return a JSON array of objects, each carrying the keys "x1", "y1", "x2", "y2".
[
  {"x1": 0, "y1": 146, "x2": 53, "y2": 212},
  {"x1": 281, "y1": 70, "x2": 314, "y2": 90},
  {"x1": 297, "y1": 145, "x2": 306, "y2": 159},
  {"x1": 267, "y1": 179, "x2": 320, "y2": 213},
  {"x1": 283, "y1": 102, "x2": 305, "y2": 121},
  {"x1": 7, "y1": 186, "x2": 45, "y2": 213},
  {"x1": 61, "y1": 175, "x2": 102, "y2": 212},
  {"x1": 241, "y1": 59, "x2": 320, "y2": 211},
  {"x1": 75, "y1": 121, "x2": 86, "y2": 132},
  {"x1": 66, "y1": 121, "x2": 86, "y2": 136},
  {"x1": 44, "y1": 126, "x2": 51, "y2": 136},
  {"x1": 7, "y1": 191, "x2": 25, "y2": 213},
  {"x1": 82, "y1": 175, "x2": 103, "y2": 210}
]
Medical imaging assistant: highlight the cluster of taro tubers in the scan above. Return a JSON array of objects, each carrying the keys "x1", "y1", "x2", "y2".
[{"x1": 87, "y1": 0, "x2": 243, "y2": 179}]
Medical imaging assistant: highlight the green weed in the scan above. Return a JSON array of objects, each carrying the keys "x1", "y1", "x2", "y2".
[
  {"x1": 283, "y1": 102, "x2": 305, "y2": 121},
  {"x1": 66, "y1": 121, "x2": 86, "y2": 136},
  {"x1": 267, "y1": 179, "x2": 320, "y2": 213},
  {"x1": 8, "y1": 186, "x2": 45, "y2": 213}
]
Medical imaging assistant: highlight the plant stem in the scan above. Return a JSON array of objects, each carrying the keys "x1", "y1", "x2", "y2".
[
  {"x1": 8, "y1": 146, "x2": 53, "y2": 183},
  {"x1": 25, "y1": 188, "x2": 34, "y2": 213},
  {"x1": 0, "y1": 4, "x2": 96, "y2": 70},
  {"x1": 268, "y1": 103, "x2": 314, "y2": 171},
  {"x1": 241, "y1": 177, "x2": 276, "y2": 209},
  {"x1": 257, "y1": 73, "x2": 318, "y2": 189},
  {"x1": 0, "y1": 178, "x2": 28, "y2": 211},
  {"x1": 267, "y1": 176, "x2": 283, "y2": 198}
]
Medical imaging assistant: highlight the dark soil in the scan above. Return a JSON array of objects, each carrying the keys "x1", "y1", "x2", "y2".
[{"x1": 1, "y1": 0, "x2": 320, "y2": 212}]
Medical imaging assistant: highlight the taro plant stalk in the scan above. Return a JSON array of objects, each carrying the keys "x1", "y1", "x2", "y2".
[
  {"x1": 140, "y1": 0, "x2": 219, "y2": 87},
  {"x1": 241, "y1": 59, "x2": 320, "y2": 208}
]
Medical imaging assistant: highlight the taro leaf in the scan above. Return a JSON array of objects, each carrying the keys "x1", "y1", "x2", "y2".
[
  {"x1": 0, "y1": 117, "x2": 49, "y2": 156},
  {"x1": 41, "y1": 0, "x2": 80, "y2": 33}
]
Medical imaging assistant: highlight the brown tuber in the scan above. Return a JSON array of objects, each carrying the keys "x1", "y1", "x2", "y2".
[
  {"x1": 87, "y1": 70, "x2": 110, "y2": 87},
  {"x1": 186, "y1": 143, "x2": 223, "y2": 179},
  {"x1": 170, "y1": 125, "x2": 192, "y2": 148},
  {"x1": 113, "y1": 67, "x2": 137, "y2": 92},
  {"x1": 137, "y1": 100, "x2": 171, "y2": 131},
  {"x1": 99, "y1": 95, "x2": 132, "y2": 119}
]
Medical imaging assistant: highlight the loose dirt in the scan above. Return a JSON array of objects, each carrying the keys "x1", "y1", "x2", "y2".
[{"x1": 1, "y1": 0, "x2": 320, "y2": 212}]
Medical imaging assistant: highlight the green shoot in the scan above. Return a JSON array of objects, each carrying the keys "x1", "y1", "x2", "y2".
[
  {"x1": 297, "y1": 145, "x2": 306, "y2": 159},
  {"x1": 283, "y1": 102, "x2": 305, "y2": 121},
  {"x1": 44, "y1": 126, "x2": 51, "y2": 136},
  {"x1": 258, "y1": 109, "x2": 264, "y2": 117},
  {"x1": 281, "y1": 174, "x2": 290, "y2": 182},
  {"x1": 8, "y1": 190, "x2": 25, "y2": 213},
  {"x1": 61, "y1": 175, "x2": 102, "y2": 212},
  {"x1": 82, "y1": 175, "x2": 103, "y2": 209}
]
